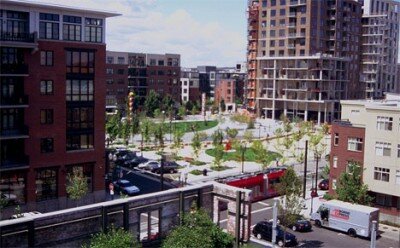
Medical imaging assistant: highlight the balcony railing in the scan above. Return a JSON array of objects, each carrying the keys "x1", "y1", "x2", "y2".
[
  {"x1": 0, "y1": 64, "x2": 29, "y2": 75},
  {"x1": 0, "y1": 95, "x2": 29, "y2": 106},
  {"x1": 0, "y1": 155, "x2": 29, "y2": 170},
  {"x1": 0, "y1": 32, "x2": 36, "y2": 43},
  {"x1": 0, "y1": 125, "x2": 29, "y2": 138}
]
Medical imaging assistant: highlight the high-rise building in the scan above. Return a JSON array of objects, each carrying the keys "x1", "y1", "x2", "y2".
[
  {"x1": 246, "y1": 0, "x2": 363, "y2": 124},
  {"x1": 0, "y1": 0, "x2": 118, "y2": 212},
  {"x1": 360, "y1": 0, "x2": 400, "y2": 99}
]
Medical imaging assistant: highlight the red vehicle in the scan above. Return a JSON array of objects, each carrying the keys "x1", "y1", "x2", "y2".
[{"x1": 218, "y1": 168, "x2": 287, "y2": 202}]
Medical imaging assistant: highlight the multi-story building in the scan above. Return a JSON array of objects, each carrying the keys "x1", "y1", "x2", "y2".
[
  {"x1": 215, "y1": 79, "x2": 236, "y2": 105},
  {"x1": 105, "y1": 51, "x2": 129, "y2": 114},
  {"x1": 397, "y1": 63, "x2": 400, "y2": 93},
  {"x1": 198, "y1": 65, "x2": 217, "y2": 99},
  {"x1": 246, "y1": 0, "x2": 364, "y2": 124},
  {"x1": 0, "y1": 0, "x2": 118, "y2": 212},
  {"x1": 329, "y1": 93, "x2": 400, "y2": 222},
  {"x1": 360, "y1": 0, "x2": 400, "y2": 99},
  {"x1": 180, "y1": 67, "x2": 201, "y2": 103},
  {"x1": 127, "y1": 52, "x2": 147, "y2": 106},
  {"x1": 215, "y1": 67, "x2": 246, "y2": 105}
]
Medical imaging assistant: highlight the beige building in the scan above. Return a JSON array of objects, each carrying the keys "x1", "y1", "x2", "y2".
[{"x1": 341, "y1": 93, "x2": 400, "y2": 222}]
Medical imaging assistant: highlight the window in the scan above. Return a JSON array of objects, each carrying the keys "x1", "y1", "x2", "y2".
[
  {"x1": 66, "y1": 79, "x2": 94, "y2": 101},
  {"x1": 40, "y1": 80, "x2": 53, "y2": 95},
  {"x1": 63, "y1": 15, "x2": 81, "y2": 41},
  {"x1": 374, "y1": 167, "x2": 390, "y2": 182},
  {"x1": 40, "y1": 51, "x2": 53, "y2": 66},
  {"x1": 270, "y1": 40, "x2": 275, "y2": 47},
  {"x1": 66, "y1": 164, "x2": 93, "y2": 193},
  {"x1": 279, "y1": 40, "x2": 285, "y2": 47},
  {"x1": 376, "y1": 194, "x2": 392, "y2": 207},
  {"x1": 347, "y1": 137, "x2": 363, "y2": 152},
  {"x1": 271, "y1": 0, "x2": 276, "y2": 6},
  {"x1": 0, "y1": 172, "x2": 26, "y2": 205},
  {"x1": 40, "y1": 138, "x2": 54, "y2": 153},
  {"x1": 301, "y1": 17, "x2": 306, "y2": 24},
  {"x1": 67, "y1": 107, "x2": 94, "y2": 129},
  {"x1": 39, "y1": 13, "x2": 59, "y2": 40},
  {"x1": 66, "y1": 50, "x2": 95, "y2": 74},
  {"x1": 279, "y1": 29, "x2": 285, "y2": 37},
  {"x1": 40, "y1": 109, "x2": 53, "y2": 124},
  {"x1": 117, "y1": 57, "x2": 125, "y2": 64},
  {"x1": 106, "y1": 79, "x2": 113, "y2": 84},
  {"x1": 36, "y1": 168, "x2": 58, "y2": 201},
  {"x1": 270, "y1": 20, "x2": 276, "y2": 27},
  {"x1": 85, "y1": 18, "x2": 103, "y2": 43},
  {"x1": 333, "y1": 156, "x2": 338, "y2": 168},
  {"x1": 106, "y1": 68, "x2": 113, "y2": 74},
  {"x1": 158, "y1": 60, "x2": 164, "y2": 66},
  {"x1": 67, "y1": 134, "x2": 94, "y2": 150},
  {"x1": 332, "y1": 179, "x2": 337, "y2": 190},
  {"x1": 375, "y1": 142, "x2": 391, "y2": 156},
  {"x1": 270, "y1": 30, "x2": 276, "y2": 37},
  {"x1": 280, "y1": 0, "x2": 286, "y2": 5},
  {"x1": 280, "y1": 9, "x2": 286, "y2": 16},
  {"x1": 333, "y1": 133, "x2": 339, "y2": 146},
  {"x1": 396, "y1": 170, "x2": 400, "y2": 185},
  {"x1": 106, "y1": 56, "x2": 114, "y2": 64},
  {"x1": 117, "y1": 69, "x2": 124, "y2": 75},
  {"x1": 150, "y1": 59, "x2": 156, "y2": 66},
  {"x1": 376, "y1": 116, "x2": 393, "y2": 131},
  {"x1": 271, "y1": 10, "x2": 276, "y2": 17}
]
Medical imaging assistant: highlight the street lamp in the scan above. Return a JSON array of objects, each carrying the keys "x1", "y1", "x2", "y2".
[
  {"x1": 314, "y1": 153, "x2": 320, "y2": 196},
  {"x1": 241, "y1": 143, "x2": 247, "y2": 174}
]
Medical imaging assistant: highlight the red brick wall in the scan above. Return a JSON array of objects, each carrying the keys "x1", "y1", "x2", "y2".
[
  {"x1": 23, "y1": 40, "x2": 106, "y2": 202},
  {"x1": 105, "y1": 63, "x2": 129, "y2": 108},
  {"x1": 328, "y1": 123, "x2": 365, "y2": 195},
  {"x1": 147, "y1": 65, "x2": 180, "y2": 101},
  {"x1": 215, "y1": 80, "x2": 235, "y2": 104}
]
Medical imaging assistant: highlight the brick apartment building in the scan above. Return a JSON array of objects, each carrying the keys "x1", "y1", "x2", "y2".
[
  {"x1": 105, "y1": 51, "x2": 181, "y2": 113},
  {"x1": 329, "y1": 93, "x2": 400, "y2": 223},
  {"x1": 0, "y1": 0, "x2": 118, "y2": 212},
  {"x1": 246, "y1": 0, "x2": 364, "y2": 124}
]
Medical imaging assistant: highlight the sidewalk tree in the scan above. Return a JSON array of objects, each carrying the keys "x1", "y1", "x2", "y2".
[
  {"x1": 162, "y1": 208, "x2": 234, "y2": 248},
  {"x1": 178, "y1": 106, "x2": 186, "y2": 118},
  {"x1": 185, "y1": 100, "x2": 193, "y2": 112},
  {"x1": 336, "y1": 162, "x2": 373, "y2": 205},
  {"x1": 84, "y1": 226, "x2": 139, "y2": 248},
  {"x1": 251, "y1": 140, "x2": 273, "y2": 169},
  {"x1": 172, "y1": 128, "x2": 185, "y2": 156},
  {"x1": 191, "y1": 132, "x2": 207, "y2": 162},
  {"x1": 141, "y1": 119, "x2": 152, "y2": 146},
  {"x1": 243, "y1": 130, "x2": 254, "y2": 144},
  {"x1": 225, "y1": 128, "x2": 238, "y2": 140},
  {"x1": 212, "y1": 144, "x2": 225, "y2": 169},
  {"x1": 105, "y1": 114, "x2": 120, "y2": 144},
  {"x1": 66, "y1": 167, "x2": 88, "y2": 205},
  {"x1": 144, "y1": 90, "x2": 161, "y2": 117},
  {"x1": 212, "y1": 130, "x2": 224, "y2": 147}
]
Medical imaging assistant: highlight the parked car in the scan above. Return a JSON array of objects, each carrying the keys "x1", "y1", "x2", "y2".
[
  {"x1": 138, "y1": 161, "x2": 160, "y2": 171},
  {"x1": 1, "y1": 192, "x2": 18, "y2": 206},
  {"x1": 277, "y1": 214, "x2": 312, "y2": 232},
  {"x1": 113, "y1": 179, "x2": 140, "y2": 196},
  {"x1": 252, "y1": 221, "x2": 297, "y2": 247},
  {"x1": 318, "y1": 179, "x2": 329, "y2": 190},
  {"x1": 10, "y1": 211, "x2": 42, "y2": 219},
  {"x1": 152, "y1": 161, "x2": 179, "y2": 174},
  {"x1": 124, "y1": 156, "x2": 149, "y2": 168}
]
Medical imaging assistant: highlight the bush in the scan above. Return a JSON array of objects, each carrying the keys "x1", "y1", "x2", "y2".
[
  {"x1": 323, "y1": 193, "x2": 335, "y2": 201},
  {"x1": 190, "y1": 169, "x2": 203, "y2": 175},
  {"x1": 230, "y1": 114, "x2": 251, "y2": 124},
  {"x1": 190, "y1": 160, "x2": 207, "y2": 166},
  {"x1": 84, "y1": 226, "x2": 139, "y2": 248},
  {"x1": 210, "y1": 166, "x2": 231, "y2": 171}
]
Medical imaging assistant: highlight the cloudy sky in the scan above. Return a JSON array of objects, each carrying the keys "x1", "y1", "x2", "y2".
[{"x1": 29, "y1": 0, "x2": 247, "y2": 67}]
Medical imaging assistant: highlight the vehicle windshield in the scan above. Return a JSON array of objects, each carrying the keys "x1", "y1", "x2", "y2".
[{"x1": 120, "y1": 182, "x2": 133, "y2": 187}]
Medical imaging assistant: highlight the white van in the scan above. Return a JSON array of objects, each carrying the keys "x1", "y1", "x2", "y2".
[{"x1": 311, "y1": 200, "x2": 379, "y2": 238}]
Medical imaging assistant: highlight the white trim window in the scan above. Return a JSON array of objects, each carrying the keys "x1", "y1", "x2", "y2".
[
  {"x1": 333, "y1": 156, "x2": 338, "y2": 168},
  {"x1": 376, "y1": 116, "x2": 393, "y2": 131},
  {"x1": 333, "y1": 133, "x2": 339, "y2": 146},
  {"x1": 396, "y1": 170, "x2": 400, "y2": 185},
  {"x1": 374, "y1": 167, "x2": 390, "y2": 182},
  {"x1": 397, "y1": 144, "x2": 400, "y2": 158},
  {"x1": 375, "y1": 142, "x2": 391, "y2": 156},
  {"x1": 347, "y1": 137, "x2": 363, "y2": 152}
]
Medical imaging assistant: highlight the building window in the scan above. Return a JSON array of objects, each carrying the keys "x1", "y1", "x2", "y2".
[
  {"x1": 279, "y1": 40, "x2": 285, "y2": 46},
  {"x1": 40, "y1": 51, "x2": 53, "y2": 66},
  {"x1": 40, "y1": 138, "x2": 54, "y2": 153},
  {"x1": 66, "y1": 79, "x2": 94, "y2": 101},
  {"x1": 66, "y1": 134, "x2": 94, "y2": 150},
  {"x1": 333, "y1": 156, "x2": 338, "y2": 168},
  {"x1": 63, "y1": 15, "x2": 81, "y2": 41},
  {"x1": 375, "y1": 142, "x2": 391, "y2": 156},
  {"x1": 0, "y1": 172, "x2": 26, "y2": 205},
  {"x1": 66, "y1": 164, "x2": 93, "y2": 193},
  {"x1": 376, "y1": 116, "x2": 393, "y2": 131},
  {"x1": 36, "y1": 168, "x2": 58, "y2": 201},
  {"x1": 106, "y1": 56, "x2": 114, "y2": 64},
  {"x1": 376, "y1": 194, "x2": 392, "y2": 207},
  {"x1": 117, "y1": 57, "x2": 125, "y2": 64},
  {"x1": 395, "y1": 170, "x2": 400, "y2": 185},
  {"x1": 150, "y1": 59, "x2": 156, "y2": 66},
  {"x1": 66, "y1": 50, "x2": 95, "y2": 74},
  {"x1": 117, "y1": 69, "x2": 124, "y2": 75},
  {"x1": 280, "y1": 9, "x2": 286, "y2": 16},
  {"x1": 85, "y1": 18, "x2": 103, "y2": 43},
  {"x1": 271, "y1": 9, "x2": 276, "y2": 17},
  {"x1": 106, "y1": 68, "x2": 113, "y2": 74},
  {"x1": 347, "y1": 137, "x2": 363, "y2": 152},
  {"x1": 333, "y1": 133, "x2": 339, "y2": 146},
  {"x1": 66, "y1": 107, "x2": 94, "y2": 129},
  {"x1": 374, "y1": 167, "x2": 390, "y2": 182},
  {"x1": 40, "y1": 80, "x2": 53, "y2": 95},
  {"x1": 106, "y1": 79, "x2": 113, "y2": 84},
  {"x1": 40, "y1": 109, "x2": 53, "y2": 124},
  {"x1": 39, "y1": 13, "x2": 59, "y2": 40}
]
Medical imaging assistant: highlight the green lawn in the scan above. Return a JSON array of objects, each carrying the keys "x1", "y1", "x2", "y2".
[
  {"x1": 205, "y1": 148, "x2": 281, "y2": 162},
  {"x1": 165, "y1": 120, "x2": 218, "y2": 133}
]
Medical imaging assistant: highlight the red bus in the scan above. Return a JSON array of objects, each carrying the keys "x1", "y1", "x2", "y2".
[{"x1": 218, "y1": 168, "x2": 287, "y2": 202}]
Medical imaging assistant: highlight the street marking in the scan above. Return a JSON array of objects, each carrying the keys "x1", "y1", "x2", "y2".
[
  {"x1": 250, "y1": 236, "x2": 273, "y2": 247},
  {"x1": 252, "y1": 207, "x2": 273, "y2": 214},
  {"x1": 256, "y1": 201, "x2": 270, "y2": 207}
]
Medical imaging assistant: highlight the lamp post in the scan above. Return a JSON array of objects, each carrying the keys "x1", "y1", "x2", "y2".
[
  {"x1": 241, "y1": 143, "x2": 247, "y2": 174},
  {"x1": 310, "y1": 175, "x2": 315, "y2": 214},
  {"x1": 314, "y1": 153, "x2": 320, "y2": 196}
]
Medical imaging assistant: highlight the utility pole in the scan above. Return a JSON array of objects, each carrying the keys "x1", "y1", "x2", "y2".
[
  {"x1": 303, "y1": 140, "x2": 308, "y2": 199},
  {"x1": 272, "y1": 198, "x2": 279, "y2": 245},
  {"x1": 315, "y1": 154, "x2": 319, "y2": 195},
  {"x1": 370, "y1": 220, "x2": 377, "y2": 248},
  {"x1": 160, "y1": 155, "x2": 165, "y2": 191}
]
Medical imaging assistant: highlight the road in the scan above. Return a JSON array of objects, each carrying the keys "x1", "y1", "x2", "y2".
[{"x1": 220, "y1": 198, "x2": 400, "y2": 248}]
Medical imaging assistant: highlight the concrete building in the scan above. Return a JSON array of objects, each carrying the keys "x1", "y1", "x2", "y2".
[
  {"x1": 329, "y1": 93, "x2": 400, "y2": 222},
  {"x1": 0, "y1": 0, "x2": 118, "y2": 211},
  {"x1": 246, "y1": 0, "x2": 364, "y2": 124},
  {"x1": 105, "y1": 51, "x2": 129, "y2": 114},
  {"x1": 360, "y1": 0, "x2": 400, "y2": 99},
  {"x1": 180, "y1": 67, "x2": 201, "y2": 103}
]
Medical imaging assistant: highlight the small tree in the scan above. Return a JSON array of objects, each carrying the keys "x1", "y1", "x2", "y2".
[
  {"x1": 212, "y1": 130, "x2": 224, "y2": 147},
  {"x1": 220, "y1": 99, "x2": 226, "y2": 112},
  {"x1": 66, "y1": 168, "x2": 88, "y2": 204},
  {"x1": 119, "y1": 121, "x2": 131, "y2": 145},
  {"x1": 144, "y1": 90, "x2": 161, "y2": 117},
  {"x1": 84, "y1": 226, "x2": 139, "y2": 248},
  {"x1": 243, "y1": 130, "x2": 254, "y2": 144},
  {"x1": 225, "y1": 128, "x2": 238, "y2": 140},
  {"x1": 251, "y1": 140, "x2": 273, "y2": 169},
  {"x1": 141, "y1": 119, "x2": 152, "y2": 145},
  {"x1": 191, "y1": 132, "x2": 207, "y2": 161},
  {"x1": 185, "y1": 101, "x2": 193, "y2": 112},
  {"x1": 178, "y1": 106, "x2": 186, "y2": 118},
  {"x1": 105, "y1": 114, "x2": 120, "y2": 144},
  {"x1": 172, "y1": 128, "x2": 185, "y2": 156},
  {"x1": 212, "y1": 144, "x2": 225, "y2": 169},
  {"x1": 336, "y1": 162, "x2": 373, "y2": 205}
]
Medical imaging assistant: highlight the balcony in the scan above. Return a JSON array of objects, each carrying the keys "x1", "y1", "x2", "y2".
[
  {"x1": 289, "y1": 0, "x2": 306, "y2": 6},
  {"x1": 0, "y1": 32, "x2": 38, "y2": 48},
  {"x1": 289, "y1": 12, "x2": 296, "y2": 17},
  {"x1": 0, "y1": 155, "x2": 29, "y2": 171},
  {"x1": 0, "y1": 125, "x2": 29, "y2": 140},
  {"x1": 0, "y1": 95, "x2": 29, "y2": 107},
  {"x1": 0, "y1": 64, "x2": 29, "y2": 76}
]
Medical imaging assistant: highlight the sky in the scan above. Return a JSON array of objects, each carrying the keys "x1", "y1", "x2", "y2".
[
  {"x1": 24, "y1": 0, "x2": 400, "y2": 66},
  {"x1": 28, "y1": 0, "x2": 248, "y2": 67}
]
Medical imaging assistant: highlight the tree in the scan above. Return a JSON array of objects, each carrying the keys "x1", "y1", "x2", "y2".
[
  {"x1": 191, "y1": 132, "x2": 206, "y2": 162},
  {"x1": 212, "y1": 144, "x2": 225, "y2": 169},
  {"x1": 119, "y1": 121, "x2": 131, "y2": 145},
  {"x1": 243, "y1": 130, "x2": 254, "y2": 144},
  {"x1": 105, "y1": 114, "x2": 120, "y2": 144},
  {"x1": 336, "y1": 162, "x2": 373, "y2": 205},
  {"x1": 172, "y1": 128, "x2": 185, "y2": 156},
  {"x1": 178, "y1": 106, "x2": 186, "y2": 118},
  {"x1": 185, "y1": 101, "x2": 193, "y2": 112},
  {"x1": 141, "y1": 119, "x2": 152, "y2": 145},
  {"x1": 220, "y1": 99, "x2": 226, "y2": 112},
  {"x1": 225, "y1": 128, "x2": 238, "y2": 140},
  {"x1": 212, "y1": 130, "x2": 224, "y2": 147},
  {"x1": 66, "y1": 167, "x2": 88, "y2": 204},
  {"x1": 84, "y1": 226, "x2": 139, "y2": 248},
  {"x1": 153, "y1": 123, "x2": 165, "y2": 150},
  {"x1": 144, "y1": 90, "x2": 160, "y2": 117},
  {"x1": 162, "y1": 208, "x2": 234, "y2": 248},
  {"x1": 277, "y1": 167, "x2": 303, "y2": 244},
  {"x1": 251, "y1": 140, "x2": 273, "y2": 169},
  {"x1": 162, "y1": 94, "x2": 174, "y2": 112}
]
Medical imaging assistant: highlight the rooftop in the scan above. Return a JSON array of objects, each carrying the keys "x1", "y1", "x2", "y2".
[{"x1": 341, "y1": 93, "x2": 400, "y2": 110}]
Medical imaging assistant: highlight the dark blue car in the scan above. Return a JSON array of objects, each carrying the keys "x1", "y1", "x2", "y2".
[{"x1": 253, "y1": 221, "x2": 297, "y2": 247}]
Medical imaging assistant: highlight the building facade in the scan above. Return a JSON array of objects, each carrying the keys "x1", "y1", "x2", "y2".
[
  {"x1": 246, "y1": 0, "x2": 364, "y2": 124},
  {"x1": 0, "y1": 0, "x2": 118, "y2": 211},
  {"x1": 180, "y1": 67, "x2": 201, "y2": 103},
  {"x1": 105, "y1": 51, "x2": 129, "y2": 114},
  {"x1": 329, "y1": 94, "x2": 400, "y2": 222},
  {"x1": 360, "y1": 0, "x2": 400, "y2": 99}
]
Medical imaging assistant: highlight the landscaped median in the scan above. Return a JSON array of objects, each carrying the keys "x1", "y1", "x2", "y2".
[
  {"x1": 164, "y1": 120, "x2": 218, "y2": 133},
  {"x1": 205, "y1": 147, "x2": 281, "y2": 162}
]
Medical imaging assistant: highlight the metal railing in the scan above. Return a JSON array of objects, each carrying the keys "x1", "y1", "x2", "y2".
[{"x1": 0, "y1": 32, "x2": 36, "y2": 43}]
